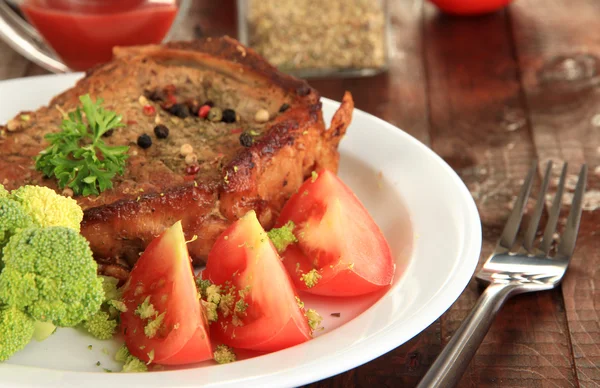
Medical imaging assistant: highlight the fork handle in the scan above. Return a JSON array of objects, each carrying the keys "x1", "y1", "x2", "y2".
[{"x1": 417, "y1": 282, "x2": 519, "y2": 388}]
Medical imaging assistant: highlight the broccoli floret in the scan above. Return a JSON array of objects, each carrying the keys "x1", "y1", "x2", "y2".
[
  {"x1": 214, "y1": 344, "x2": 236, "y2": 364},
  {"x1": 115, "y1": 344, "x2": 131, "y2": 363},
  {"x1": 81, "y1": 310, "x2": 117, "y2": 340},
  {"x1": 0, "y1": 306, "x2": 35, "y2": 361},
  {"x1": 267, "y1": 221, "x2": 298, "y2": 253},
  {"x1": 0, "y1": 184, "x2": 8, "y2": 198},
  {"x1": 0, "y1": 198, "x2": 34, "y2": 251},
  {"x1": 115, "y1": 344, "x2": 148, "y2": 372},
  {"x1": 79, "y1": 275, "x2": 123, "y2": 339},
  {"x1": 300, "y1": 269, "x2": 322, "y2": 288},
  {"x1": 10, "y1": 186, "x2": 83, "y2": 231},
  {"x1": 100, "y1": 276, "x2": 122, "y2": 302},
  {"x1": 0, "y1": 227, "x2": 104, "y2": 327},
  {"x1": 32, "y1": 320, "x2": 56, "y2": 341}
]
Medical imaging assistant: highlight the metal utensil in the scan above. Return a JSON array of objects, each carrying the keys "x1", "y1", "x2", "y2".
[{"x1": 417, "y1": 161, "x2": 587, "y2": 388}]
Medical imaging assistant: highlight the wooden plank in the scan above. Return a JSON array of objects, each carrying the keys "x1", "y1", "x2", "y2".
[
  {"x1": 509, "y1": 0, "x2": 600, "y2": 385},
  {"x1": 422, "y1": 2, "x2": 578, "y2": 386}
]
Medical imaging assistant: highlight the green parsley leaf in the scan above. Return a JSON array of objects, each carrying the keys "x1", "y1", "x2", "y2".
[{"x1": 35, "y1": 94, "x2": 129, "y2": 196}]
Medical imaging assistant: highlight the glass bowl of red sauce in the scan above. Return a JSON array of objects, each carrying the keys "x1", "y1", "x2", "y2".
[{"x1": 2, "y1": 0, "x2": 185, "y2": 71}]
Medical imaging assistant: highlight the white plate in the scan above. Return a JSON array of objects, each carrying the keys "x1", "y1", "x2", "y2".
[{"x1": 0, "y1": 74, "x2": 481, "y2": 387}]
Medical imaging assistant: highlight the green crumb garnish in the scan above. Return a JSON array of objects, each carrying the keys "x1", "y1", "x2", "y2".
[
  {"x1": 306, "y1": 309, "x2": 323, "y2": 332},
  {"x1": 108, "y1": 300, "x2": 127, "y2": 313},
  {"x1": 214, "y1": 344, "x2": 236, "y2": 364},
  {"x1": 267, "y1": 221, "x2": 297, "y2": 253},
  {"x1": 135, "y1": 296, "x2": 156, "y2": 319},
  {"x1": 147, "y1": 349, "x2": 155, "y2": 365},
  {"x1": 144, "y1": 312, "x2": 165, "y2": 339},
  {"x1": 234, "y1": 299, "x2": 248, "y2": 314},
  {"x1": 300, "y1": 269, "x2": 322, "y2": 288},
  {"x1": 311, "y1": 171, "x2": 318, "y2": 182}
]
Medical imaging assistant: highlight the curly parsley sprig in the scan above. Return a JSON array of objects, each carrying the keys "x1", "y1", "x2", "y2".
[{"x1": 35, "y1": 94, "x2": 129, "y2": 196}]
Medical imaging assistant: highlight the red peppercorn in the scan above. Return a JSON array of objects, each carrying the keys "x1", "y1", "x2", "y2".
[
  {"x1": 142, "y1": 105, "x2": 155, "y2": 116},
  {"x1": 185, "y1": 164, "x2": 200, "y2": 175},
  {"x1": 198, "y1": 105, "x2": 211, "y2": 118},
  {"x1": 230, "y1": 128, "x2": 243, "y2": 134},
  {"x1": 166, "y1": 94, "x2": 177, "y2": 105}
]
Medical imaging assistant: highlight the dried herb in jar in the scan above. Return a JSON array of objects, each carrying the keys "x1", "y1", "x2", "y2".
[{"x1": 245, "y1": 0, "x2": 387, "y2": 72}]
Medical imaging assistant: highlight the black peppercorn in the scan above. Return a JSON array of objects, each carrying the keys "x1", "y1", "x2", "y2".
[
  {"x1": 137, "y1": 134, "x2": 152, "y2": 149},
  {"x1": 168, "y1": 103, "x2": 190, "y2": 118},
  {"x1": 279, "y1": 103, "x2": 290, "y2": 113},
  {"x1": 146, "y1": 90, "x2": 165, "y2": 102},
  {"x1": 102, "y1": 129, "x2": 114, "y2": 138},
  {"x1": 154, "y1": 124, "x2": 169, "y2": 139},
  {"x1": 239, "y1": 132, "x2": 254, "y2": 147},
  {"x1": 222, "y1": 109, "x2": 237, "y2": 123}
]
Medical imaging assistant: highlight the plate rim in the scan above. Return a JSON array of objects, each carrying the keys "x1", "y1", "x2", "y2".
[{"x1": 0, "y1": 73, "x2": 482, "y2": 387}]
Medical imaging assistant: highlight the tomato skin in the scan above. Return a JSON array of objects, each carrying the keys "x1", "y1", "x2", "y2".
[
  {"x1": 120, "y1": 221, "x2": 212, "y2": 365},
  {"x1": 202, "y1": 210, "x2": 312, "y2": 352},
  {"x1": 276, "y1": 169, "x2": 395, "y2": 297},
  {"x1": 427, "y1": 0, "x2": 513, "y2": 15}
]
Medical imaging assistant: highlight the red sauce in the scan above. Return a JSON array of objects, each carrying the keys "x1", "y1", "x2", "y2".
[{"x1": 21, "y1": 0, "x2": 178, "y2": 71}]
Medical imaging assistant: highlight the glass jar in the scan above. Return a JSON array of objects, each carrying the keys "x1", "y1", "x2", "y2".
[
  {"x1": 236, "y1": 0, "x2": 390, "y2": 78},
  {"x1": 0, "y1": 0, "x2": 190, "y2": 72}
]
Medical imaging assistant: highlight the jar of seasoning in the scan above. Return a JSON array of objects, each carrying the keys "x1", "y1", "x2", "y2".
[{"x1": 236, "y1": 0, "x2": 390, "y2": 78}]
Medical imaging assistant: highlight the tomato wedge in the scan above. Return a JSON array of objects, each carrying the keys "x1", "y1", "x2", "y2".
[
  {"x1": 276, "y1": 169, "x2": 395, "y2": 296},
  {"x1": 202, "y1": 210, "x2": 312, "y2": 352},
  {"x1": 121, "y1": 221, "x2": 212, "y2": 365}
]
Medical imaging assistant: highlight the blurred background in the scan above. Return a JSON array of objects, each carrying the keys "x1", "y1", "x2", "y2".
[{"x1": 1, "y1": 1, "x2": 599, "y2": 386}]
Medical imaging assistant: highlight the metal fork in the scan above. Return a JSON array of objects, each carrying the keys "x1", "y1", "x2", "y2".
[{"x1": 417, "y1": 161, "x2": 587, "y2": 388}]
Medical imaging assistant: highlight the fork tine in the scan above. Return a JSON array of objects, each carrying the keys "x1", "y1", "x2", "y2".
[
  {"x1": 557, "y1": 164, "x2": 587, "y2": 258},
  {"x1": 540, "y1": 163, "x2": 568, "y2": 255},
  {"x1": 497, "y1": 162, "x2": 536, "y2": 251},
  {"x1": 524, "y1": 161, "x2": 553, "y2": 252}
]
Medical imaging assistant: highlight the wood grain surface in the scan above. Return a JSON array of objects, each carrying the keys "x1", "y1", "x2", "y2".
[{"x1": 0, "y1": 0, "x2": 598, "y2": 386}]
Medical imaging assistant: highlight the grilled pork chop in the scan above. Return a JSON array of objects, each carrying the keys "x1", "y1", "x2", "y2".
[{"x1": 0, "y1": 37, "x2": 353, "y2": 277}]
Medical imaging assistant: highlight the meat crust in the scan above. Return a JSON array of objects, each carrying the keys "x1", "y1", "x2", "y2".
[{"x1": 0, "y1": 37, "x2": 353, "y2": 272}]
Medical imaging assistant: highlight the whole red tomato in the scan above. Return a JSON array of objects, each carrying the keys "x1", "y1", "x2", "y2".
[{"x1": 428, "y1": 0, "x2": 513, "y2": 15}]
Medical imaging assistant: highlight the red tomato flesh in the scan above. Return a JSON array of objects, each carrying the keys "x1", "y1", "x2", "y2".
[
  {"x1": 276, "y1": 169, "x2": 395, "y2": 297},
  {"x1": 202, "y1": 210, "x2": 312, "y2": 352},
  {"x1": 121, "y1": 221, "x2": 212, "y2": 365}
]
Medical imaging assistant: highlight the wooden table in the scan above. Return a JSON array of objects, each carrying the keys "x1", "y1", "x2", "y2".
[{"x1": 1, "y1": 0, "x2": 598, "y2": 386}]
